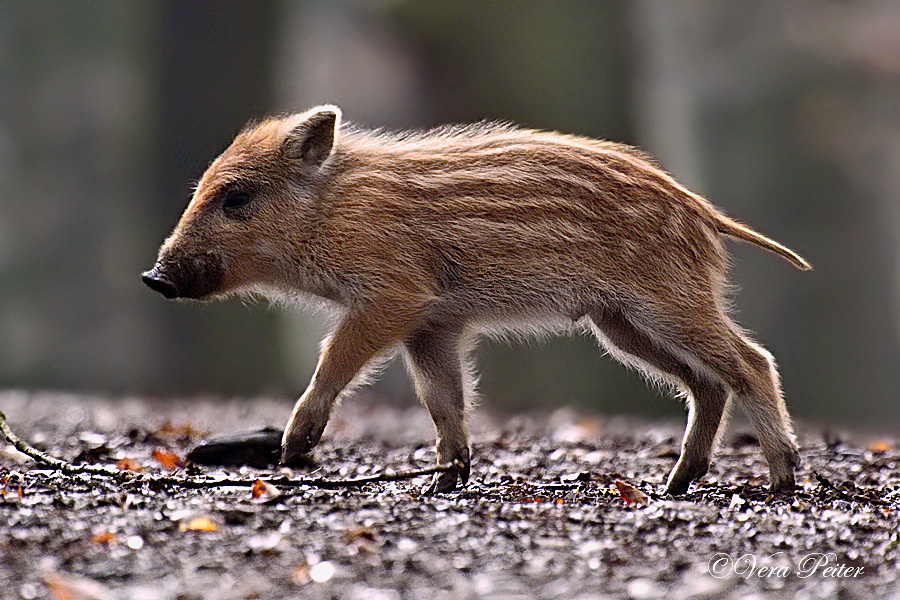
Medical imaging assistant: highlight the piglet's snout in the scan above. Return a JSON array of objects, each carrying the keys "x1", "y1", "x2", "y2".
[
  {"x1": 142, "y1": 264, "x2": 180, "y2": 299},
  {"x1": 141, "y1": 253, "x2": 224, "y2": 300}
]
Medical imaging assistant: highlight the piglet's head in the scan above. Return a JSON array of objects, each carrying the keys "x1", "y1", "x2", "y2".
[{"x1": 142, "y1": 105, "x2": 341, "y2": 300}]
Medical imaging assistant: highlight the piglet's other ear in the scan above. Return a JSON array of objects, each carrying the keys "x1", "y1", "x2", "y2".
[{"x1": 283, "y1": 106, "x2": 341, "y2": 167}]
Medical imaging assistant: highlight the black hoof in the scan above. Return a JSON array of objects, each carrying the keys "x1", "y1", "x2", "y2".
[
  {"x1": 664, "y1": 478, "x2": 691, "y2": 497},
  {"x1": 424, "y1": 470, "x2": 459, "y2": 495},
  {"x1": 664, "y1": 459, "x2": 708, "y2": 496},
  {"x1": 423, "y1": 456, "x2": 470, "y2": 496},
  {"x1": 769, "y1": 474, "x2": 796, "y2": 494},
  {"x1": 280, "y1": 424, "x2": 326, "y2": 466}
]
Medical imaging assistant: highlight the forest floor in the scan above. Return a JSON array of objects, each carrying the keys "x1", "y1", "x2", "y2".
[{"x1": 1, "y1": 391, "x2": 898, "y2": 600}]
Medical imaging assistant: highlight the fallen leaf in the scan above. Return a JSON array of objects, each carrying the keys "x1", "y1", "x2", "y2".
[
  {"x1": 345, "y1": 526, "x2": 379, "y2": 556},
  {"x1": 614, "y1": 479, "x2": 649, "y2": 505},
  {"x1": 554, "y1": 417, "x2": 602, "y2": 443},
  {"x1": 250, "y1": 478, "x2": 281, "y2": 501},
  {"x1": 179, "y1": 516, "x2": 218, "y2": 532},
  {"x1": 17, "y1": 486, "x2": 23, "y2": 500},
  {"x1": 44, "y1": 572, "x2": 114, "y2": 600},
  {"x1": 155, "y1": 420, "x2": 205, "y2": 439},
  {"x1": 345, "y1": 525, "x2": 377, "y2": 543},
  {"x1": 151, "y1": 448, "x2": 184, "y2": 469},
  {"x1": 869, "y1": 440, "x2": 892, "y2": 453},
  {"x1": 292, "y1": 561, "x2": 311, "y2": 585},
  {"x1": 90, "y1": 531, "x2": 116, "y2": 545},
  {"x1": 115, "y1": 457, "x2": 145, "y2": 473}
]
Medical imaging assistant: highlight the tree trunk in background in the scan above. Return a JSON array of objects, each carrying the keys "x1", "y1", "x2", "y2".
[
  {"x1": 0, "y1": 3, "x2": 161, "y2": 392},
  {"x1": 630, "y1": 0, "x2": 900, "y2": 423}
]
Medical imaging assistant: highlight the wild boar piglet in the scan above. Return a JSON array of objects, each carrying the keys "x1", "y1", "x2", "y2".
[{"x1": 143, "y1": 105, "x2": 811, "y2": 495}]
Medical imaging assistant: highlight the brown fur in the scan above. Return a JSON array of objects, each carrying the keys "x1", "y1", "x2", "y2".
[{"x1": 143, "y1": 105, "x2": 810, "y2": 495}]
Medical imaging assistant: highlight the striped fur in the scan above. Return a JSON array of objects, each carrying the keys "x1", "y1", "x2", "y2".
[{"x1": 145, "y1": 105, "x2": 810, "y2": 495}]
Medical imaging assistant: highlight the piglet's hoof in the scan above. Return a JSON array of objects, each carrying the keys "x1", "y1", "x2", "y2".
[
  {"x1": 280, "y1": 428, "x2": 326, "y2": 468},
  {"x1": 423, "y1": 457, "x2": 471, "y2": 496}
]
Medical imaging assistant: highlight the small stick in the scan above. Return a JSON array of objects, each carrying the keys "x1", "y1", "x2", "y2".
[
  {"x1": 134, "y1": 463, "x2": 461, "y2": 492},
  {"x1": 0, "y1": 410, "x2": 458, "y2": 491},
  {"x1": 0, "y1": 410, "x2": 137, "y2": 482}
]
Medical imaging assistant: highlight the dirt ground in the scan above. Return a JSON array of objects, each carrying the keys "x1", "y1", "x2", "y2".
[{"x1": 1, "y1": 391, "x2": 898, "y2": 600}]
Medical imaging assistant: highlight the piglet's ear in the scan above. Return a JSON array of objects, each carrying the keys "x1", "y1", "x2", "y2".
[{"x1": 283, "y1": 106, "x2": 341, "y2": 168}]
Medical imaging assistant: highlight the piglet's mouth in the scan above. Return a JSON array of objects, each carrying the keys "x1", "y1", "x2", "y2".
[{"x1": 141, "y1": 254, "x2": 224, "y2": 300}]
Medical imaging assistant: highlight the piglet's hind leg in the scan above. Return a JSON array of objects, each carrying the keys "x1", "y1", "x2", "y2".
[{"x1": 403, "y1": 324, "x2": 471, "y2": 495}]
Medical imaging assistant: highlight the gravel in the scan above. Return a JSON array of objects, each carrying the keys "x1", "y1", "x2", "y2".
[{"x1": 1, "y1": 391, "x2": 898, "y2": 599}]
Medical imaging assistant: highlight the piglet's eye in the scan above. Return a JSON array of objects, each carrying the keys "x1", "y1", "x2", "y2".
[{"x1": 222, "y1": 188, "x2": 253, "y2": 212}]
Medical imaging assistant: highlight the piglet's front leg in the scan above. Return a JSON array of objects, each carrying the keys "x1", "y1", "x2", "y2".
[{"x1": 281, "y1": 305, "x2": 418, "y2": 465}]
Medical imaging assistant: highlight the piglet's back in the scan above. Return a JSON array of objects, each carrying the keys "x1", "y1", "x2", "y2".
[{"x1": 320, "y1": 124, "x2": 726, "y2": 300}]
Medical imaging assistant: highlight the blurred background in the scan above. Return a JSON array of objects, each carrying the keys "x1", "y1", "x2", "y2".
[{"x1": 1, "y1": 1, "x2": 898, "y2": 426}]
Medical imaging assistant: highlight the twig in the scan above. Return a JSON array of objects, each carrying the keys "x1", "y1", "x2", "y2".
[
  {"x1": 0, "y1": 410, "x2": 457, "y2": 491},
  {"x1": 132, "y1": 464, "x2": 459, "y2": 492},
  {"x1": 0, "y1": 410, "x2": 138, "y2": 483}
]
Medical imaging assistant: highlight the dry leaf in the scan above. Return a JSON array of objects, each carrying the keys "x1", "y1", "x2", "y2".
[
  {"x1": 90, "y1": 531, "x2": 116, "y2": 545},
  {"x1": 292, "y1": 561, "x2": 311, "y2": 585},
  {"x1": 179, "y1": 516, "x2": 218, "y2": 532},
  {"x1": 250, "y1": 478, "x2": 281, "y2": 501},
  {"x1": 17, "y1": 486, "x2": 23, "y2": 500},
  {"x1": 345, "y1": 525, "x2": 379, "y2": 556},
  {"x1": 251, "y1": 479, "x2": 265, "y2": 499},
  {"x1": 345, "y1": 525, "x2": 376, "y2": 542},
  {"x1": 155, "y1": 420, "x2": 205, "y2": 439},
  {"x1": 554, "y1": 417, "x2": 602, "y2": 443},
  {"x1": 614, "y1": 479, "x2": 649, "y2": 505},
  {"x1": 151, "y1": 448, "x2": 184, "y2": 469},
  {"x1": 869, "y1": 440, "x2": 892, "y2": 453},
  {"x1": 44, "y1": 572, "x2": 114, "y2": 600},
  {"x1": 115, "y1": 457, "x2": 145, "y2": 473}
]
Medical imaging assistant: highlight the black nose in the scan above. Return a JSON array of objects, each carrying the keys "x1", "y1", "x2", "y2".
[{"x1": 141, "y1": 268, "x2": 179, "y2": 299}]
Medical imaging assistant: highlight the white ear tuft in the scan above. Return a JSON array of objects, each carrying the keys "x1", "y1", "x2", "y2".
[
  {"x1": 306, "y1": 104, "x2": 342, "y2": 131},
  {"x1": 283, "y1": 105, "x2": 342, "y2": 167}
]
